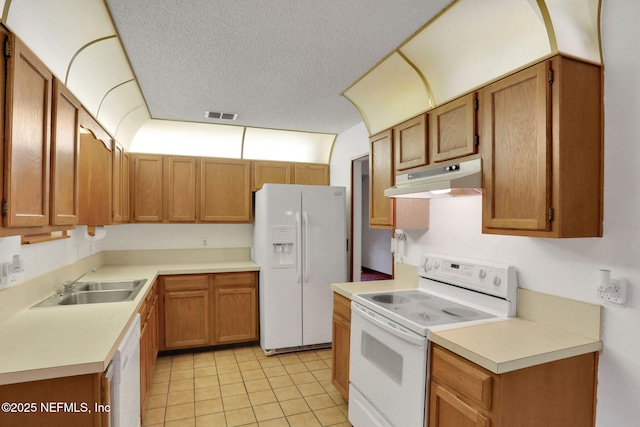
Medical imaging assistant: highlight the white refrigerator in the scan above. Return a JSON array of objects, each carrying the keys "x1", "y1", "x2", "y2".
[{"x1": 253, "y1": 184, "x2": 347, "y2": 354}]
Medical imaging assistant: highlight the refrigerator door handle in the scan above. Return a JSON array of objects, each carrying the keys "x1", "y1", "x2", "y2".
[
  {"x1": 296, "y1": 212, "x2": 302, "y2": 284},
  {"x1": 303, "y1": 211, "x2": 309, "y2": 284}
]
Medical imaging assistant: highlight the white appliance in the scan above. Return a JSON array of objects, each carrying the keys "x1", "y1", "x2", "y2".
[
  {"x1": 254, "y1": 184, "x2": 347, "y2": 354},
  {"x1": 349, "y1": 253, "x2": 517, "y2": 427},
  {"x1": 111, "y1": 314, "x2": 141, "y2": 427}
]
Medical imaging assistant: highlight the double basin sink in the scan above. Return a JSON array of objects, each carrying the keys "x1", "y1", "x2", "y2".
[{"x1": 33, "y1": 279, "x2": 147, "y2": 308}]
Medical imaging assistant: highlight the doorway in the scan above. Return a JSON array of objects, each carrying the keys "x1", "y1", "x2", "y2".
[{"x1": 350, "y1": 154, "x2": 393, "y2": 282}]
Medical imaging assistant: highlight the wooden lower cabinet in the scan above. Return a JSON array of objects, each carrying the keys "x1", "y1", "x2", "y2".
[
  {"x1": 0, "y1": 373, "x2": 109, "y2": 427},
  {"x1": 428, "y1": 344, "x2": 598, "y2": 427},
  {"x1": 140, "y1": 281, "x2": 159, "y2": 416},
  {"x1": 159, "y1": 272, "x2": 259, "y2": 351},
  {"x1": 331, "y1": 292, "x2": 351, "y2": 400}
]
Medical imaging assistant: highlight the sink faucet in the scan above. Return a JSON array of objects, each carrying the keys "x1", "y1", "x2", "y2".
[{"x1": 57, "y1": 269, "x2": 95, "y2": 296}]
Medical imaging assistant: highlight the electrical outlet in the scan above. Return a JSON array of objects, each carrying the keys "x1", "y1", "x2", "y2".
[
  {"x1": 202, "y1": 237, "x2": 208, "y2": 247},
  {"x1": 597, "y1": 278, "x2": 628, "y2": 305}
]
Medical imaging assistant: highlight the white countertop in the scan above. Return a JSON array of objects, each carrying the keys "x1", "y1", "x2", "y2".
[{"x1": 0, "y1": 261, "x2": 259, "y2": 385}]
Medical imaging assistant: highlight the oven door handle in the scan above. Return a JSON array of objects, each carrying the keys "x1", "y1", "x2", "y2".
[{"x1": 352, "y1": 303, "x2": 427, "y2": 349}]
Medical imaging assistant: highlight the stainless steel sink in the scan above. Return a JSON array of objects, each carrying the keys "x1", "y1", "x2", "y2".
[
  {"x1": 32, "y1": 278, "x2": 147, "y2": 308},
  {"x1": 75, "y1": 279, "x2": 146, "y2": 292},
  {"x1": 59, "y1": 290, "x2": 133, "y2": 305}
]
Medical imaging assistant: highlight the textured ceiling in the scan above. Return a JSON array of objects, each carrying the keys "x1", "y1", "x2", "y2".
[{"x1": 104, "y1": 0, "x2": 454, "y2": 135}]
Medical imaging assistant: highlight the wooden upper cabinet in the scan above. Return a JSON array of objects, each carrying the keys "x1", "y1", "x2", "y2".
[
  {"x1": 394, "y1": 114, "x2": 428, "y2": 171},
  {"x1": 50, "y1": 80, "x2": 80, "y2": 226},
  {"x1": 200, "y1": 158, "x2": 251, "y2": 223},
  {"x1": 481, "y1": 55, "x2": 603, "y2": 238},
  {"x1": 112, "y1": 142, "x2": 124, "y2": 223},
  {"x1": 294, "y1": 164, "x2": 329, "y2": 185},
  {"x1": 132, "y1": 154, "x2": 164, "y2": 222},
  {"x1": 78, "y1": 132, "x2": 112, "y2": 227},
  {"x1": 122, "y1": 152, "x2": 130, "y2": 222},
  {"x1": 252, "y1": 161, "x2": 292, "y2": 191},
  {"x1": 4, "y1": 33, "x2": 52, "y2": 227},
  {"x1": 369, "y1": 130, "x2": 395, "y2": 228},
  {"x1": 164, "y1": 156, "x2": 197, "y2": 222},
  {"x1": 481, "y1": 62, "x2": 550, "y2": 233},
  {"x1": 431, "y1": 93, "x2": 478, "y2": 163}
]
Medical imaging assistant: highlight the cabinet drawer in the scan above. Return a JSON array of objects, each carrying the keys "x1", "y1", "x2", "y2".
[
  {"x1": 431, "y1": 345, "x2": 493, "y2": 410},
  {"x1": 163, "y1": 274, "x2": 209, "y2": 291},
  {"x1": 214, "y1": 272, "x2": 256, "y2": 286},
  {"x1": 333, "y1": 293, "x2": 351, "y2": 322}
]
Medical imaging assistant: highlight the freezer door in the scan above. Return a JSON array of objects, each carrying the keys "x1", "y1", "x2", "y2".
[
  {"x1": 254, "y1": 184, "x2": 304, "y2": 350},
  {"x1": 301, "y1": 185, "x2": 347, "y2": 346}
]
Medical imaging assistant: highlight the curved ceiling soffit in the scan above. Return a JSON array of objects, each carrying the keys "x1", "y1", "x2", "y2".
[
  {"x1": 343, "y1": 0, "x2": 603, "y2": 136},
  {"x1": 114, "y1": 105, "x2": 149, "y2": 146},
  {"x1": 96, "y1": 78, "x2": 135, "y2": 118},
  {"x1": 64, "y1": 35, "x2": 117, "y2": 87}
]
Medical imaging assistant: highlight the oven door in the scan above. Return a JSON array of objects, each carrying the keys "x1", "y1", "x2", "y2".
[{"x1": 349, "y1": 302, "x2": 428, "y2": 427}]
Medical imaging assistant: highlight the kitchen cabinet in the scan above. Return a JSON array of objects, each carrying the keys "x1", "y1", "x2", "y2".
[
  {"x1": 131, "y1": 154, "x2": 163, "y2": 222},
  {"x1": 251, "y1": 161, "x2": 293, "y2": 191},
  {"x1": 294, "y1": 163, "x2": 330, "y2": 186},
  {"x1": 480, "y1": 55, "x2": 603, "y2": 237},
  {"x1": 200, "y1": 158, "x2": 251, "y2": 222},
  {"x1": 162, "y1": 274, "x2": 211, "y2": 349},
  {"x1": 111, "y1": 142, "x2": 130, "y2": 223},
  {"x1": 78, "y1": 110, "x2": 113, "y2": 227},
  {"x1": 159, "y1": 272, "x2": 259, "y2": 351},
  {"x1": 0, "y1": 373, "x2": 109, "y2": 427},
  {"x1": 394, "y1": 114, "x2": 428, "y2": 171},
  {"x1": 213, "y1": 272, "x2": 258, "y2": 344},
  {"x1": 428, "y1": 344, "x2": 598, "y2": 427},
  {"x1": 331, "y1": 292, "x2": 351, "y2": 401},
  {"x1": 50, "y1": 79, "x2": 81, "y2": 226},
  {"x1": 164, "y1": 156, "x2": 197, "y2": 222},
  {"x1": 369, "y1": 129, "x2": 395, "y2": 228},
  {"x1": 430, "y1": 92, "x2": 478, "y2": 163},
  {"x1": 251, "y1": 160, "x2": 330, "y2": 191},
  {"x1": 3, "y1": 32, "x2": 52, "y2": 228},
  {"x1": 139, "y1": 281, "x2": 158, "y2": 415}
]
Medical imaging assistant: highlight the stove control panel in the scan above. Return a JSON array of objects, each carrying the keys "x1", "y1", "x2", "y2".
[{"x1": 419, "y1": 253, "x2": 517, "y2": 301}]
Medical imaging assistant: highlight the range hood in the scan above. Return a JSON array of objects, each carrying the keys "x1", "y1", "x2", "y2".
[{"x1": 385, "y1": 158, "x2": 482, "y2": 198}]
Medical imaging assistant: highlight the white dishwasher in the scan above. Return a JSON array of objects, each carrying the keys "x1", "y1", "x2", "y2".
[{"x1": 111, "y1": 314, "x2": 141, "y2": 427}]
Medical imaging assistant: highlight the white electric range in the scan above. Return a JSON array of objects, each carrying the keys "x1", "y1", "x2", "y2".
[{"x1": 348, "y1": 253, "x2": 517, "y2": 427}]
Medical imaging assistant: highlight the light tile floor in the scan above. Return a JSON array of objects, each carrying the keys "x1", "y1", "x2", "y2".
[{"x1": 143, "y1": 345, "x2": 352, "y2": 427}]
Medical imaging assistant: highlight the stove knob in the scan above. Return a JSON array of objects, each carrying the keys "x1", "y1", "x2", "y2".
[
  {"x1": 493, "y1": 276, "x2": 501, "y2": 286},
  {"x1": 434, "y1": 261, "x2": 441, "y2": 269},
  {"x1": 478, "y1": 269, "x2": 487, "y2": 279},
  {"x1": 426, "y1": 261, "x2": 433, "y2": 271}
]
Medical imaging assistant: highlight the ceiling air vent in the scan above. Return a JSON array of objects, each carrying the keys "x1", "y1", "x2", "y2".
[{"x1": 205, "y1": 111, "x2": 238, "y2": 120}]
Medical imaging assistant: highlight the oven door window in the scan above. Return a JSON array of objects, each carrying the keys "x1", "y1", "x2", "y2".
[
  {"x1": 361, "y1": 331, "x2": 403, "y2": 385},
  {"x1": 350, "y1": 306, "x2": 428, "y2": 427}
]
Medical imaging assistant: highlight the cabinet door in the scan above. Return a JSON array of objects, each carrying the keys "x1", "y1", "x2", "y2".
[
  {"x1": 213, "y1": 273, "x2": 258, "y2": 344},
  {"x1": 431, "y1": 93, "x2": 478, "y2": 162},
  {"x1": 164, "y1": 156, "x2": 197, "y2": 222},
  {"x1": 122, "y1": 152, "x2": 130, "y2": 222},
  {"x1": 4, "y1": 34, "x2": 52, "y2": 227},
  {"x1": 163, "y1": 275, "x2": 211, "y2": 349},
  {"x1": 132, "y1": 155, "x2": 163, "y2": 222},
  {"x1": 200, "y1": 158, "x2": 251, "y2": 222},
  {"x1": 394, "y1": 114, "x2": 428, "y2": 171},
  {"x1": 294, "y1": 164, "x2": 329, "y2": 185},
  {"x1": 429, "y1": 384, "x2": 489, "y2": 427},
  {"x1": 481, "y1": 61, "x2": 551, "y2": 232},
  {"x1": 252, "y1": 161, "x2": 292, "y2": 191},
  {"x1": 78, "y1": 133, "x2": 112, "y2": 226},
  {"x1": 50, "y1": 80, "x2": 80, "y2": 225},
  {"x1": 331, "y1": 314, "x2": 350, "y2": 400},
  {"x1": 112, "y1": 142, "x2": 124, "y2": 223},
  {"x1": 369, "y1": 130, "x2": 395, "y2": 228}
]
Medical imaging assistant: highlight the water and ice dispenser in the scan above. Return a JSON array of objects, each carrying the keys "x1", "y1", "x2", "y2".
[{"x1": 271, "y1": 225, "x2": 296, "y2": 267}]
